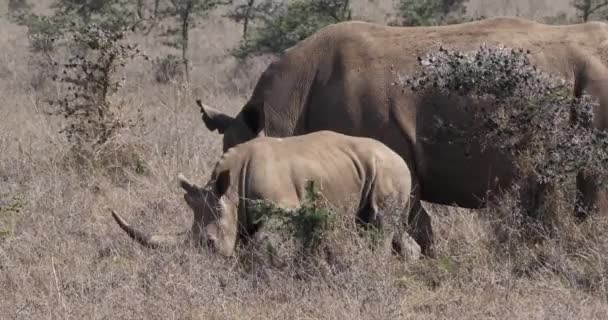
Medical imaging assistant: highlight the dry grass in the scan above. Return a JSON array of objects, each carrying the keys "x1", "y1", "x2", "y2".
[{"x1": 1, "y1": 0, "x2": 607, "y2": 319}]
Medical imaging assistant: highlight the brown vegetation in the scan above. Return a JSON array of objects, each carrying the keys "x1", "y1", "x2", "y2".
[{"x1": 1, "y1": 0, "x2": 608, "y2": 319}]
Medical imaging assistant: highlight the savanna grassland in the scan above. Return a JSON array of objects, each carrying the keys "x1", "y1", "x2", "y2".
[{"x1": 2, "y1": 0, "x2": 608, "y2": 319}]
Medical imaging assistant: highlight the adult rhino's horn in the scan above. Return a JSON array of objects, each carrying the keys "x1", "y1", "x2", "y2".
[
  {"x1": 111, "y1": 210, "x2": 177, "y2": 249},
  {"x1": 195, "y1": 99, "x2": 235, "y2": 134},
  {"x1": 178, "y1": 173, "x2": 199, "y2": 194}
]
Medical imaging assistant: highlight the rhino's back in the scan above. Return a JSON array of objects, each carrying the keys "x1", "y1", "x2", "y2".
[
  {"x1": 305, "y1": 17, "x2": 608, "y2": 80},
  {"x1": 283, "y1": 16, "x2": 608, "y2": 141},
  {"x1": 223, "y1": 131, "x2": 411, "y2": 209},
  {"x1": 253, "y1": 17, "x2": 608, "y2": 141}
]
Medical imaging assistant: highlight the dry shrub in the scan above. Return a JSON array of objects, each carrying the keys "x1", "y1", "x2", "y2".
[
  {"x1": 36, "y1": 23, "x2": 152, "y2": 184},
  {"x1": 152, "y1": 54, "x2": 184, "y2": 84}
]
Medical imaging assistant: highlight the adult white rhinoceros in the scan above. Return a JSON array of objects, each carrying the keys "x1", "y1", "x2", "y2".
[
  {"x1": 197, "y1": 17, "x2": 608, "y2": 256},
  {"x1": 111, "y1": 131, "x2": 418, "y2": 258}
]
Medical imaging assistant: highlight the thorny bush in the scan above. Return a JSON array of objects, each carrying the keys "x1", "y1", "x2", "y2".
[
  {"x1": 401, "y1": 45, "x2": 608, "y2": 239},
  {"x1": 403, "y1": 44, "x2": 608, "y2": 187},
  {"x1": 48, "y1": 24, "x2": 148, "y2": 162}
]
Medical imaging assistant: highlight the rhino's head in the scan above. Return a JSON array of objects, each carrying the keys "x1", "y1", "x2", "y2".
[
  {"x1": 179, "y1": 171, "x2": 238, "y2": 256},
  {"x1": 197, "y1": 100, "x2": 265, "y2": 151},
  {"x1": 111, "y1": 171, "x2": 239, "y2": 257}
]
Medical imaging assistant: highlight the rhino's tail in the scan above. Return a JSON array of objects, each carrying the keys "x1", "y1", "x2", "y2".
[{"x1": 111, "y1": 210, "x2": 179, "y2": 249}]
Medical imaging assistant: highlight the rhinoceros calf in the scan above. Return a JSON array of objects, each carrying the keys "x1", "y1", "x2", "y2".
[{"x1": 111, "y1": 131, "x2": 419, "y2": 258}]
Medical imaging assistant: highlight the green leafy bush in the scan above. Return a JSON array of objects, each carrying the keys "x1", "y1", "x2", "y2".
[
  {"x1": 249, "y1": 180, "x2": 336, "y2": 255},
  {"x1": 232, "y1": 0, "x2": 351, "y2": 59},
  {"x1": 0, "y1": 193, "x2": 25, "y2": 240}
]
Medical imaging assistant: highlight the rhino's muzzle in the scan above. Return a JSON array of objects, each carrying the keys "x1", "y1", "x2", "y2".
[{"x1": 111, "y1": 210, "x2": 178, "y2": 249}]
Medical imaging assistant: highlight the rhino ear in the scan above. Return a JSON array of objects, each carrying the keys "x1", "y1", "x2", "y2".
[
  {"x1": 178, "y1": 173, "x2": 200, "y2": 194},
  {"x1": 242, "y1": 105, "x2": 265, "y2": 134},
  {"x1": 196, "y1": 100, "x2": 235, "y2": 134},
  {"x1": 215, "y1": 170, "x2": 231, "y2": 195}
]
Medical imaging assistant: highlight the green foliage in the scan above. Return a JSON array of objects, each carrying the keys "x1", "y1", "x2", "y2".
[
  {"x1": 249, "y1": 180, "x2": 336, "y2": 254},
  {"x1": 232, "y1": 0, "x2": 351, "y2": 59},
  {"x1": 403, "y1": 44, "x2": 608, "y2": 216},
  {"x1": 0, "y1": 193, "x2": 26, "y2": 240},
  {"x1": 134, "y1": 159, "x2": 147, "y2": 175},
  {"x1": 0, "y1": 193, "x2": 25, "y2": 216},
  {"x1": 10, "y1": 1, "x2": 143, "y2": 55},
  {"x1": 10, "y1": 12, "x2": 67, "y2": 54},
  {"x1": 393, "y1": 0, "x2": 468, "y2": 26},
  {"x1": 48, "y1": 24, "x2": 148, "y2": 158},
  {"x1": 51, "y1": 0, "x2": 142, "y2": 31}
]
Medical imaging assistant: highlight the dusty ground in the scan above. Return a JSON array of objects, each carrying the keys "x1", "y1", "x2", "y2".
[{"x1": 2, "y1": 0, "x2": 608, "y2": 319}]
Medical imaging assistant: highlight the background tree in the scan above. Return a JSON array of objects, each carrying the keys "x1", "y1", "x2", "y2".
[
  {"x1": 572, "y1": 0, "x2": 608, "y2": 21},
  {"x1": 393, "y1": 0, "x2": 468, "y2": 26},
  {"x1": 46, "y1": 24, "x2": 147, "y2": 161},
  {"x1": 7, "y1": 0, "x2": 31, "y2": 15},
  {"x1": 157, "y1": 0, "x2": 224, "y2": 81},
  {"x1": 11, "y1": 0, "x2": 143, "y2": 53},
  {"x1": 232, "y1": 0, "x2": 351, "y2": 59},
  {"x1": 225, "y1": 0, "x2": 276, "y2": 40}
]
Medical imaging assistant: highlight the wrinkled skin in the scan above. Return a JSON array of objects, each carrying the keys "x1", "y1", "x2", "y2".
[
  {"x1": 111, "y1": 131, "x2": 420, "y2": 258},
  {"x1": 197, "y1": 17, "x2": 608, "y2": 254}
]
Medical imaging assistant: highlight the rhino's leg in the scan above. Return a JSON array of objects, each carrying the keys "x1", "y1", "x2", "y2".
[
  {"x1": 519, "y1": 179, "x2": 561, "y2": 239},
  {"x1": 575, "y1": 172, "x2": 608, "y2": 220},
  {"x1": 406, "y1": 200, "x2": 435, "y2": 258}
]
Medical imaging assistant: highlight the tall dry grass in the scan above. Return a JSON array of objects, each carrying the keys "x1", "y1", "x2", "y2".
[{"x1": 1, "y1": 0, "x2": 607, "y2": 319}]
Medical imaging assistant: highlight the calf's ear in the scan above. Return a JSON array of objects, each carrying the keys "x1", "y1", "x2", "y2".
[
  {"x1": 196, "y1": 100, "x2": 235, "y2": 134},
  {"x1": 215, "y1": 170, "x2": 231, "y2": 195},
  {"x1": 178, "y1": 173, "x2": 199, "y2": 194}
]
